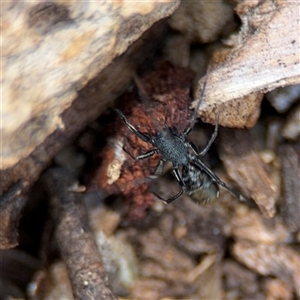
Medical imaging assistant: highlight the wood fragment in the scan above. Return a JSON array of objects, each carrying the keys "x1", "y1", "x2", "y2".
[
  {"x1": 0, "y1": 20, "x2": 170, "y2": 194},
  {"x1": 230, "y1": 205, "x2": 291, "y2": 244},
  {"x1": 264, "y1": 278, "x2": 293, "y2": 300},
  {"x1": 233, "y1": 241, "x2": 300, "y2": 298},
  {"x1": 193, "y1": 0, "x2": 300, "y2": 127},
  {"x1": 2, "y1": 1, "x2": 179, "y2": 170},
  {"x1": 218, "y1": 128, "x2": 278, "y2": 218}
]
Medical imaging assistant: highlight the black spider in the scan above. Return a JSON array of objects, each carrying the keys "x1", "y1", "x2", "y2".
[{"x1": 114, "y1": 80, "x2": 245, "y2": 204}]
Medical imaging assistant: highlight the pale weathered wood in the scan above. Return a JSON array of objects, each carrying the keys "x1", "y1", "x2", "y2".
[
  {"x1": 2, "y1": 1, "x2": 179, "y2": 170},
  {"x1": 193, "y1": 0, "x2": 300, "y2": 128}
]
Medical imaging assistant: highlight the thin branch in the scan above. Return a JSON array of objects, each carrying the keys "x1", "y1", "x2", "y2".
[{"x1": 42, "y1": 168, "x2": 117, "y2": 300}]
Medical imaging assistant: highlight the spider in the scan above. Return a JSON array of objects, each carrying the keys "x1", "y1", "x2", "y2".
[{"x1": 114, "y1": 78, "x2": 245, "y2": 204}]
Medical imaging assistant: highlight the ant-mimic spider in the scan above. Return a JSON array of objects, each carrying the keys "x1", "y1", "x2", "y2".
[{"x1": 114, "y1": 73, "x2": 245, "y2": 204}]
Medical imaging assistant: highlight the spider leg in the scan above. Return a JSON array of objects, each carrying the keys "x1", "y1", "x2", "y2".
[
  {"x1": 185, "y1": 114, "x2": 219, "y2": 157},
  {"x1": 114, "y1": 108, "x2": 152, "y2": 143},
  {"x1": 193, "y1": 159, "x2": 246, "y2": 202},
  {"x1": 182, "y1": 125, "x2": 192, "y2": 137},
  {"x1": 172, "y1": 167, "x2": 185, "y2": 186},
  {"x1": 154, "y1": 188, "x2": 184, "y2": 204},
  {"x1": 198, "y1": 116, "x2": 219, "y2": 156},
  {"x1": 154, "y1": 167, "x2": 186, "y2": 204},
  {"x1": 186, "y1": 142, "x2": 199, "y2": 155},
  {"x1": 149, "y1": 159, "x2": 164, "y2": 179},
  {"x1": 123, "y1": 146, "x2": 159, "y2": 161},
  {"x1": 182, "y1": 80, "x2": 208, "y2": 137}
]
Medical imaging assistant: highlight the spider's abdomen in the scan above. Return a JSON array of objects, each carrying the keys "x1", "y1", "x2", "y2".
[
  {"x1": 182, "y1": 163, "x2": 219, "y2": 202},
  {"x1": 154, "y1": 128, "x2": 188, "y2": 166}
]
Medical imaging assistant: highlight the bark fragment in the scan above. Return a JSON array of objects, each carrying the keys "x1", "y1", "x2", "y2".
[
  {"x1": 193, "y1": 0, "x2": 300, "y2": 127},
  {"x1": 218, "y1": 128, "x2": 278, "y2": 218},
  {"x1": 230, "y1": 205, "x2": 291, "y2": 244},
  {"x1": 233, "y1": 241, "x2": 300, "y2": 298}
]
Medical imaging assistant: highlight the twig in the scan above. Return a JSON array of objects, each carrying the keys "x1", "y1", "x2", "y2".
[{"x1": 42, "y1": 168, "x2": 117, "y2": 300}]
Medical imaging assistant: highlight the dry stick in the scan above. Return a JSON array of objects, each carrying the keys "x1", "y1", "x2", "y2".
[{"x1": 42, "y1": 168, "x2": 117, "y2": 300}]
